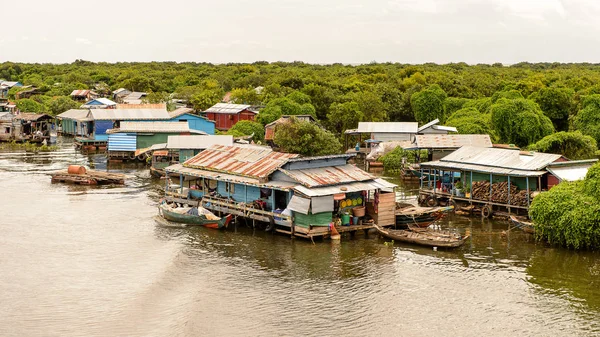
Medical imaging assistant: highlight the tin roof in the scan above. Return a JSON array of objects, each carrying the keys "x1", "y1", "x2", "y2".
[
  {"x1": 183, "y1": 145, "x2": 299, "y2": 180},
  {"x1": 165, "y1": 163, "x2": 297, "y2": 190},
  {"x1": 168, "y1": 107, "x2": 194, "y2": 118},
  {"x1": 116, "y1": 103, "x2": 166, "y2": 110},
  {"x1": 167, "y1": 135, "x2": 233, "y2": 149},
  {"x1": 432, "y1": 125, "x2": 458, "y2": 132},
  {"x1": 56, "y1": 109, "x2": 92, "y2": 121},
  {"x1": 417, "y1": 119, "x2": 440, "y2": 132},
  {"x1": 70, "y1": 89, "x2": 90, "y2": 96},
  {"x1": 204, "y1": 103, "x2": 254, "y2": 114},
  {"x1": 91, "y1": 109, "x2": 170, "y2": 120},
  {"x1": 412, "y1": 134, "x2": 493, "y2": 149},
  {"x1": 546, "y1": 159, "x2": 598, "y2": 182},
  {"x1": 420, "y1": 146, "x2": 564, "y2": 176},
  {"x1": 107, "y1": 121, "x2": 201, "y2": 134},
  {"x1": 294, "y1": 178, "x2": 396, "y2": 197},
  {"x1": 82, "y1": 98, "x2": 116, "y2": 107},
  {"x1": 356, "y1": 122, "x2": 419, "y2": 134},
  {"x1": 279, "y1": 164, "x2": 374, "y2": 188}
]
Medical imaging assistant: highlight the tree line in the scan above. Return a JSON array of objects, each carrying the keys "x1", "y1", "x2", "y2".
[{"x1": 2, "y1": 60, "x2": 600, "y2": 157}]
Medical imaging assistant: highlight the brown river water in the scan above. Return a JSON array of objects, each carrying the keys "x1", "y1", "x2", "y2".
[{"x1": 0, "y1": 138, "x2": 599, "y2": 337}]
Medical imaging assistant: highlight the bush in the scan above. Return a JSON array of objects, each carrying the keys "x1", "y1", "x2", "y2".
[{"x1": 379, "y1": 147, "x2": 427, "y2": 171}]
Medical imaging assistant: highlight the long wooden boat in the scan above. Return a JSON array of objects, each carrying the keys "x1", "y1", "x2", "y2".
[
  {"x1": 158, "y1": 201, "x2": 232, "y2": 229},
  {"x1": 395, "y1": 204, "x2": 453, "y2": 228},
  {"x1": 509, "y1": 215, "x2": 535, "y2": 234},
  {"x1": 374, "y1": 224, "x2": 469, "y2": 248},
  {"x1": 150, "y1": 166, "x2": 166, "y2": 178}
]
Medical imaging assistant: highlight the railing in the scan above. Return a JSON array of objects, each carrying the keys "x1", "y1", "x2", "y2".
[{"x1": 201, "y1": 195, "x2": 293, "y2": 226}]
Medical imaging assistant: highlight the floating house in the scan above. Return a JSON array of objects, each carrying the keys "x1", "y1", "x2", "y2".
[
  {"x1": 0, "y1": 111, "x2": 22, "y2": 141},
  {"x1": 164, "y1": 145, "x2": 396, "y2": 239},
  {"x1": 112, "y1": 88, "x2": 131, "y2": 101},
  {"x1": 81, "y1": 98, "x2": 117, "y2": 109},
  {"x1": 70, "y1": 90, "x2": 98, "y2": 102},
  {"x1": 264, "y1": 115, "x2": 317, "y2": 145},
  {"x1": 204, "y1": 103, "x2": 258, "y2": 131},
  {"x1": 56, "y1": 109, "x2": 93, "y2": 137},
  {"x1": 19, "y1": 113, "x2": 55, "y2": 140},
  {"x1": 418, "y1": 146, "x2": 598, "y2": 216},
  {"x1": 405, "y1": 134, "x2": 493, "y2": 161},
  {"x1": 344, "y1": 119, "x2": 457, "y2": 153},
  {"x1": 0, "y1": 80, "x2": 23, "y2": 100},
  {"x1": 121, "y1": 92, "x2": 147, "y2": 105},
  {"x1": 150, "y1": 135, "x2": 234, "y2": 177},
  {"x1": 106, "y1": 121, "x2": 206, "y2": 160},
  {"x1": 168, "y1": 107, "x2": 216, "y2": 135}
]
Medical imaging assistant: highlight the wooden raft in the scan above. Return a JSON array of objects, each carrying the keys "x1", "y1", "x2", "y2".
[{"x1": 51, "y1": 170, "x2": 126, "y2": 185}]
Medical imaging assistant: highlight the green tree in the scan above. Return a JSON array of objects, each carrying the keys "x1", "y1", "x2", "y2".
[
  {"x1": 326, "y1": 102, "x2": 364, "y2": 137},
  {"x1": 48, "y1": 96, "x2": 80, "y2": 115},
  {"x1": 573, "y1": 94, "x2": 600, "y2": 145},
  {"x1": 529, "y1": 131, "x2": 597, "y2": 160},
  {"x1": 144, "y1": 91, "x2": 170, "y2": 104},
  {"x1": 301, "y1": 83, "x2": 337, "y2": 120},
  {"x1": 529, "y1": 87, "x2": 574, "y2": 131},
  {"x1": 229, "y1": 87, "x2": 261, "y2": 105},
  {"x1": 490, "y1": 98, "x2": 554, "y2": 147},
  {"x1": 225, "y1": 120, "x2": 264, "y2": 143},
  {"x1": 410, "y1": 84, "x2": 448, "y2": 124},
  {"x1": 16, "y1": 98, "x2": 44, "y2": 113},
  {"x1": 273, "y1": 118, "x2": 341, "y2": 156},
  {"x1": 190, "y1": 90, "x2": 222, "y2": 111},
  {"x1": 444, "y1": 97, "x2": 471, "y2": 116},
  {"x1": 445, "y1": 107, "x2": 494, "y2": 138},
  {"x1": 256, "y1": 95, "x2": 317, "y2": 126}
]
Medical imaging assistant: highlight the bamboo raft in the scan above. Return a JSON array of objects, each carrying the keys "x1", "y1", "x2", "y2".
[{"x1": 51, "y1": 166, "x2": 125, "y2": 185}]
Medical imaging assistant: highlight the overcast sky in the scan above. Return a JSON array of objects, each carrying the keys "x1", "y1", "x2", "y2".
[{"x1": 2, "y1": 0, "x2": 600, "y2": 64}]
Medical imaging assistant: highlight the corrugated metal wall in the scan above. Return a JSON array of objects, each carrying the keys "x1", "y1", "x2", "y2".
[
  {"x1": 170, "y1": 114, "x2": 215, "y2": 135},
  {"x1": 372, "y1": 133, "x2": 412, "y2": 142},
  {"x1": 108, "y1": 133, "x2": 137, "y2": 151}
]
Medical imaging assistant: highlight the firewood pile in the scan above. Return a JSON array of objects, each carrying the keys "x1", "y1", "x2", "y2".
[{"x1": 471, "y1": 181, "x2": 531, "y2": 207}]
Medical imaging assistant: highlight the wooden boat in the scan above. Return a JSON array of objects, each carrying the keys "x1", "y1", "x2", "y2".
[
  {"x1": 374, "y1": 224, "x2": 469, "y2": 248},
  {"x1": 150, "y1": 166, "x2": 166, "y2": 178},
  {"x1": 395, "y1": 203, "x2": 453, "y2": 228},
  {"x1": 509, "y1": 215, "x2": 535, "y2": 234},
  {"x1": 158, "y1": 201, "x2": 232, "y2": 229}
]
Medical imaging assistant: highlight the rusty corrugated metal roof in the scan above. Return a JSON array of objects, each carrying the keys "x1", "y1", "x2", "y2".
[
  {"x1": 70, "y1": 89, "x2": 90, "y2": 96},
  {"x1": 183, "y1": 145, "x2": 298, "y2": 180},
  {"x1": 413, "y1": 134, "x2": 492, "y2": 149},
  {"x1": 279, "y1": 164, "x2": 374, "y2": 188}
]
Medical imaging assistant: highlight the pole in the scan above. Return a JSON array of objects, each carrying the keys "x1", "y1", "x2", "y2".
[
  {"x1": 433, "y1": 169, "x2": 437, "y2": 196},
  {"x1": 526, "y1": 177, "x2": 530, "y2": 208},
  {"x1": 470, "y1": 171, "x2": 473, "y2": 201},
  {"x1": 489, "y1": 173, "x2": 492, "y2": 202}
]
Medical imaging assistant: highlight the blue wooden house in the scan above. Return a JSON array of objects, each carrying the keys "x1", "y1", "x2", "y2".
[
  {"x1": 164, "y1": 145, "x2": 396, "y2": 239},
  {"x1": 168, "y1": 108, "x2": 215, "y2": 135}
]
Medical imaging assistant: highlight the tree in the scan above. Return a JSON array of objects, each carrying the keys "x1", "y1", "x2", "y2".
[
  {"x1": 144, "y1": 91, "x2": 170, "y2": 104},
  {"x1": 573, "y1": 94, "x2": 600, "y2": 145},
  {"x1": 225, "y1": 120, "x2": 264, "y2": 142},
  {"x1": 348, "y1": 90, "x2": 387, "y2": 122},
  {"x1": 444, "y1": 97, "x2": 471, "y2": 116},
  {"x1": 529, "y1": 87, "x2": 574, "y2": 131},
  {"x1": 229, "y1": 87, "x2": 261, "y2": 105},
  {"x1": 445, "y1": 107, "x2": 494, "y2": 138},
  {"x1": 410, "y1": 84, "x2": 448, "y2": 124},
  {"x1": 326, "y1": 102, "x2": 364, "y2": 137},
  {"x1": 48, "y1": 96, "x2": 80, "y2": 115},
  {"x1": 490, "y1": 98, "x2": 554, "y2": 147},
  {"x1": 256, "y1": 95, "x2": 317, "y2": 126},
  {"x1": 16, "y1": 98, "x2": 44, "y2": 113},
  {"x1": 301, "y1": 83, "x2": 337, "y2": 120},
  {"x1": 273, "y1": 118, "x2": 341, "y2": 156},
  {"x1": 529, "y1": 131, "x2": 597, "y2": 160},
  {"x1": 190, "y1": 90, "x2": 222, "y2": 111}
]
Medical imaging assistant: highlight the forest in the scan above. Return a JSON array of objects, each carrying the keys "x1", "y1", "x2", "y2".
[{"x1": 2, "y1": 60, "x2": 600, "y2": 158}]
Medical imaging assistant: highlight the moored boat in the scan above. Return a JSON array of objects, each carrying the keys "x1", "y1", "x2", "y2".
[
  {"x1": 158, "y1": 201, "x2": 232, "y2": 229},
  {"x1": 374, "y1": 224, "x2": 469, "y2": 248},
  {"x1": 395, "y1": 203, "x2": 453, "y2": 228},
  {"x1": 509, "y1": 215, "x2": 535, "y2": 234}
]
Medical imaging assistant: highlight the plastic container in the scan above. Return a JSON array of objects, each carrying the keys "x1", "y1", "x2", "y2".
[
  {"x1": 341, "y1": 213, "x2": 350, "y2": 226},
  {"x1": 353, "y1": 216, "x2": 359, "y2": 225},
  {"x1": 352, "y1": 206, "x2": 365, "y2": 217},
  {"x1": 67, "y1": 165, "x2": 86, "y2": 175}
]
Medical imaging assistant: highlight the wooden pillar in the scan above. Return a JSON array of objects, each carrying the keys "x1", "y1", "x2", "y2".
[
  {"x1": 271, "y1": 189, "x2": 276, "y2": 210},
  {"x1": 470, "y1": 171, "x2": 473, "y2": 201},
  {"x1": 538, "y1": 176, "x2": 542, "y2": 191},
  {"x1": 179, "y1": 174, "x2": 184, "y2": 196},
  {"x1": 489, "y1": 173, "x2": 493, "y2": 202},
  {"x1": 507, "y1": 176, "x2": 511, "y2": 205},
  {"x1": 420, "y1": 168, "x2": 423, "y2": 189},
  {"x1": 433, "y1": 170, "x2": 437, "y2": 196},
  {"x1": 526, "y1": 177, "x2": 530, "y2": 208},
  {"x1": 244, "y1": 184, "x2": 248, "y2": 202},
  {"x1": 165, "y1": 172, "x2": 169, "y2": 193}
]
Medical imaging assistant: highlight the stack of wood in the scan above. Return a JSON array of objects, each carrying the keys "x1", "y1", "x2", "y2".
[
  {"x1": 471, "y1": 181, "x2": 531, "y2": 207},
  {"x1": 51, "y1": 167, "x2": 126, "y2": 185}
]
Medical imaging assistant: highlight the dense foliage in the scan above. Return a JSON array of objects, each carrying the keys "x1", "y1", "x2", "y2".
[
  {"x1": 530, "y1": 163, "x2": 600, "y2": 249},
  {"x1": 2, "y1": 60, "x2": 600, "y2": 150},
  {"x1": 529, "y1": 131, "x2": 598, "y2": 160},
  {"x1": 379, "y1": 147, "x2": 428, "y2": 171},
  {"x1": 273, "y1": 118, "x2": 341, "y2": 156},
  {"x1": 225, "y1": 120, "x2": 265, "y2": 143}
]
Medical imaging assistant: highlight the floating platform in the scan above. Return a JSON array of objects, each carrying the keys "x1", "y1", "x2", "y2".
[{"x1": 51, "y1": 169, "x2": 125, "y2": 185}]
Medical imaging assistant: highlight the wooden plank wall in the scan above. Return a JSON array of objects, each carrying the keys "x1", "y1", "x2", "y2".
[{"x1": 366, "y1": 192, "x2": 395, "y2": 226}]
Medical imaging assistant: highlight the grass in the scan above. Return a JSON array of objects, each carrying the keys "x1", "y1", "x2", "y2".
[{"x1": 0, "y1": 141, "x2": 58, "y2": 152}]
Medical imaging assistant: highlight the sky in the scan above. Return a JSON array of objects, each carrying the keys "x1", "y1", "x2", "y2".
[{"x1": 2, "y1": 0, "x2": 600, "y2": 64}]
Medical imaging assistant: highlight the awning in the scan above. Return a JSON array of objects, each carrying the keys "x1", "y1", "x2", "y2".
[
  {"x1": 294, "y1": 179, "x2": 397, "y2": 197},
  {"x1": 287, "y1": 195, "x2": 311, "y2": 214},
  {"x1": 547, "y1": 165, "x2": 594, "y2": 182},
  {"x1": 311, "y1": 195, "x2": 334, "y2": 213}
]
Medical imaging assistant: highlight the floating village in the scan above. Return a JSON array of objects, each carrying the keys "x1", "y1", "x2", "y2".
[{"x1": 1, "y1": 80, "x2": 597, "y2": 248}]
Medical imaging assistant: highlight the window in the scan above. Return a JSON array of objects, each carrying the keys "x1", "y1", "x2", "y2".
[
  {"x1": 226, "y1": 182, "x2": 235, "y2": 194},
  {"x1": 179, "y1": 119, "x2": 187, "y2": 123},
  {"x1": 5, "y1": 127, "x2": 10, "y2": 134}
]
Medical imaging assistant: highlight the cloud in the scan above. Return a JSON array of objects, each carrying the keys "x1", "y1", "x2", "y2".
[{"x1": 75, "y1": 37, "x2": 92, "y2": 45}]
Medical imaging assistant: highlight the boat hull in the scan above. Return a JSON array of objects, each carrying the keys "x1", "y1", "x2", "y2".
[
  {"x1": 395, "y1": 205, "x2": 453, "y2": 228},
  {"x1": 374, "y1": 224, "x2": 468, "y2": 248},
  {"x1": 509, "y1": 215, "x2": 535, "y2": 234},
  {"x1": 159, "y1": 204, "x2": 231, "y2": 229}
]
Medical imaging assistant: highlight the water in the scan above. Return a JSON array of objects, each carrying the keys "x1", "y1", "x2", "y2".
[{"x1": 0, "y1": 140, "x2": 599, "y2": 337}]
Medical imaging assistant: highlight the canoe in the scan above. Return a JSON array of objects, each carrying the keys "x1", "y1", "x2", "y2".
[
  {"x1": 509, "y1": 215, "x2": 535, "y2": 234},
  {"x1": 395, "y1": 204, "x2": 453, "y2": 228},
  {"x1": 158, "y1": 202, "x2": 232, "y2": 229},
  {"x1": 150, "y1": 166, "x2": 165, "y2": 178},
  {"x1": 374, "y1": 224, "x2": 469, "y2": 248}
]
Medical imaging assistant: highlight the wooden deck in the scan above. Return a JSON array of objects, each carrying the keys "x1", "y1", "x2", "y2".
[
  {"x1": 51, "y1": 170, "x2": 125, "y2": 185},
  {"x1": 419, "y1": 189, "x2": 529, "y2": 217}
]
